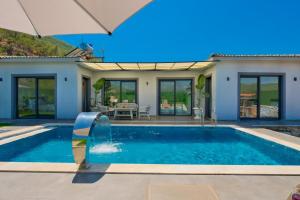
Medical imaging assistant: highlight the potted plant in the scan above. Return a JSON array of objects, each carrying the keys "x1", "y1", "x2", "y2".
[
  {"x1": 92, "y1": 78, "x2": 105, "y2": 106},
  {"x1": 193, "y1": 74, "x2": 209, "y2": 120}
]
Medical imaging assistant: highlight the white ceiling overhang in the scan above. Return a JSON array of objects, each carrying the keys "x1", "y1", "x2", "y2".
[{"x1": 81, "y1": 61, "x2": 215, "y2": 71}]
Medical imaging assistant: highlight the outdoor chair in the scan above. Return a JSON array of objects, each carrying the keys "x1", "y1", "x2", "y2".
[{"x1": 139, "y1": 105, "x2": 151, "y2": 120}]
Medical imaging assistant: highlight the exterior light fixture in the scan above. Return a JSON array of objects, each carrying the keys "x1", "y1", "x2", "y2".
[
  {"x1": 64, "y1": 77, "x2": 68, "y2": 82},
  {"x1": 294, "y1": 77, "x2": 298, "y2": 82},
  {"x1": 0, "y1": 77, "x2": 2, "y2": 82},
  {"x1": 226, "y1": 77, "x2": 230, "y2": 81},
  {"x1": 146, "y1": 81, "x2": 149, "y2": 86}
]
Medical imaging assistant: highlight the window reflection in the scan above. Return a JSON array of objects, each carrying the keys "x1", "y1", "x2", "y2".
[
  {"x1": 260, "y1": 77, "x2": 280, "y2": 118},
  {"x1": 104, "y1": 80, "x2": 137, "y2": 107},
  {"x1": 240, "y1": 76, "x2": 281, "y2": 119},
  {"x1": 240, "y1": 77, "x2": 258, "y2": 118}
]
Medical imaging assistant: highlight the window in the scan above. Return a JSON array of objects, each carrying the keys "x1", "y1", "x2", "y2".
[
  {"x1": 240, "y1": 75, "x2": 281, "y2": 119},
  {"x1": 16, "y1": 77, "x2": 55, "y2": 119},
  {"x1": 104, "y1": 80, "x2": 137, "y2": 106},
  {"x1": 159, "y1": 79, "x2": 193, "y2": 116}
]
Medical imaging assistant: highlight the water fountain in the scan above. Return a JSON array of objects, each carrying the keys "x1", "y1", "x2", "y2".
[
  {"x1": 88, "y1": 115, "x2": 121, "y2": 156},
  {"x1": 72, "y1": 112, "x2": 121, "y2": 168}
]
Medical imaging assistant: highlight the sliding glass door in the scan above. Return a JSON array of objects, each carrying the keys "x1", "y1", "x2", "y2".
[
  {"x1": 16, "y1": 77, "x2": 55, "y2": 119},
  {"x1": 104, "y1": 80, "x2": 137, "y2": 106},
  {"x1": 159, "y1": 79, "x2": 192, "y2": 116},
  {"x1": 240, "y1": 75, "x2": 281, "y2": 119},
  {"x1": 259, "y1": 77, "x2": 280, "y2": 118},
  {"x1": 159, "y1": 81, "x2": 175, "y2": 115},
  {"x1": 240, "y1": 77, "x2": 258, "y2": 119}
]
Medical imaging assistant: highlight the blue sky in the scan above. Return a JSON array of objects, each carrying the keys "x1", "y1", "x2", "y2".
[{"x1": 56, "y1": 0, "x2": 300, "y2": 62}]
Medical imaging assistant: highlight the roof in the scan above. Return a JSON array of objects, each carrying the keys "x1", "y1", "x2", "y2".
[
  {"x1": 211, "y1": 54, "x2": 300, "y2": 58},
  {"x1": 209, "y1": 53, "x2": 300, "y2": 61},
  {"x1": 65, "y1": 48, "x2": 88, "y2": 57},
  {"x1": 80, "y1": 61, "x2": 215, "y2": 71},
  {"x1": 0, "y1": 56, "x2": 83, "y2": 63},
  {"x1": 0, "y1": 56, "x2": 215, "y2": 71}
]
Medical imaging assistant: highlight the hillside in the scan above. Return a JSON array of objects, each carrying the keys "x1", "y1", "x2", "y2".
[{"x1": 0, "y1": 28, "x2": 74, "y2": 56}]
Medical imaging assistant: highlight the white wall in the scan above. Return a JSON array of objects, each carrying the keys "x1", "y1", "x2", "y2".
[
  {"x1": 92, "y1": 70, "x2": 208, "y2": 115},
  {"x1": 0, "y1": 62, "x2": 79, "y2": 119},
  {"x1": 215, "y1": 60, "x2": 300, "y2": 120}
]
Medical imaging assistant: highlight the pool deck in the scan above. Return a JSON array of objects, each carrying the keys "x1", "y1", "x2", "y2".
[{"x1": 0, "y1": 172, "x2": 299, "y2": 200}]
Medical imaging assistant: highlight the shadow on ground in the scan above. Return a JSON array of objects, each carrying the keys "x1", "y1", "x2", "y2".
[
  {"x1": 72, "y1": 172, "x2": 105, "y2": 184},
  {"x1": 72, "y1": 163, "x2": 111, "y2": 184}
]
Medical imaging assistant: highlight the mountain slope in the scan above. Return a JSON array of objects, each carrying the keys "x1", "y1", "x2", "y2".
[{"x1": 0, "y1": 28, "x2": 74, "y2": 56}]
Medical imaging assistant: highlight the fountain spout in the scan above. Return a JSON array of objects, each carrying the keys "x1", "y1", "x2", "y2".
[{"x1": 72, "y1": 112, "x2": 101, "y2": 167}]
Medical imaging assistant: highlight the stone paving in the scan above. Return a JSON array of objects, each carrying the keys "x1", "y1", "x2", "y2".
[{"x1": 0, "y1": 172, "x2": 299, "y2": 200}]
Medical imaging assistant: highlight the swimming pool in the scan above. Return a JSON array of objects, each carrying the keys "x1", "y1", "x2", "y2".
[{"x1": 0, "y1": 126, "x2": 300, "y2": 165}]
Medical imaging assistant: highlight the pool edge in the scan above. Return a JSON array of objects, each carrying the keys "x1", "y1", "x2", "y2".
[{"x1": 0, "y1": 162, "x2": 300, "y2": 175}]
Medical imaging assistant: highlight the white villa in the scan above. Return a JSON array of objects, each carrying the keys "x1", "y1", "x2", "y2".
[{"x1": 0, "y1": 54, "x2": 300, "y2": 121}]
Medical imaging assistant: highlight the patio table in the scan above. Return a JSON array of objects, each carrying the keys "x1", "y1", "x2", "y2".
[{"x1": 114, "y1": 108, "x2": 135, "y2": 120}]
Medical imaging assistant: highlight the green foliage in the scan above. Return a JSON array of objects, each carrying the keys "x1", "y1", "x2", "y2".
[
  {"x1": 196, "y1": 74, "x2": 206, "y2": 91},
  {"x1": 195, "y1": 74, "x2": 209, "y2": 108},
  {"x1": 93, "y1": 78, "x2": 105, "y2": 94},
  {"x1": 93, "y1": 78, "x2": 105, "y2": 105},
  {"x1": 0, "y1": 28, "x2": 73, "y2": 56},
  {"x1": 0, "y1": 123, "x2": 12, "y2": 127}
]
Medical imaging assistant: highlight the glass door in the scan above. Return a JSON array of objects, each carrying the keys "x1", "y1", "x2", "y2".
[
  {"x1": 121, "y1": 81, "x2": 137, "y2": 103},
  {"x1": 159, "y1": 79, "x2": 192, "y2": 116},
  {"x1": 259, "y1": 76, "x2": 280, "y2": 119},
  {"x1": 16, "y1": 77, "x2": 55, "y2": 119},
  {"x1": 240, "y1": 77, "x2": 258, "y2": 119},
  {"x1": 17, "y1": 78, "x2": 37, "y2": 118},
  {"x1": 38, "y1": 78, "x2": 55, "y2": 118},
  {"x1": 239, "y1": 76, "x2": 281, "y2": 119},
  {"x1": 175, "y1": 80, "x2": 192, "y2": 115},
  {"x1": 104, "y1": 80, "x2": 137, "y2": 106},
  {"x1": 159, "y1": 80, "x2": 175, "y2": 115}
]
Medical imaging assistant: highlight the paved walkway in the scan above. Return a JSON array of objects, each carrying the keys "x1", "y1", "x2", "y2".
[{"x1": 0, "y1": 172, "x2": 299, "y2": 200}]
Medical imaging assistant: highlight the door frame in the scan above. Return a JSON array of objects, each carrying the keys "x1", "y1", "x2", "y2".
[
  {"x1": 157, "y1": 78, "x2": 194, "y2": 116},
  {"x1": 205, "y1": 76, "x2": 212, "y2": 118},
  {"x1": 82, "y1": 76, "x2": 91, "y2": 112},
  {"x1": 12, "y1": 74, "x2": 57, "y2": 119},
  {"x1": 238, "y1": 73, "x2": 284, "y2": 120}
]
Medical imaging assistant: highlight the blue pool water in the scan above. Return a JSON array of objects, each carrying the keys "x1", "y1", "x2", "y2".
[{"x1": 0, "y1": 126, "x2": 300, "y2": 165}]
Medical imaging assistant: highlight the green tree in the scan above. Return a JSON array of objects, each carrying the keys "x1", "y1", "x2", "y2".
[
  {"x1": 195, "y1": 74, "x2": 209, "y2": 108},
  {"x1": 92, "y1": 78, "x2": 105, "y2": 105}
]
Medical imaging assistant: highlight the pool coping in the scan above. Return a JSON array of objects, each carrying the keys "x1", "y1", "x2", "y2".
[{"x1": 0, "y1": 123, "x2": 300, "y2": 175}]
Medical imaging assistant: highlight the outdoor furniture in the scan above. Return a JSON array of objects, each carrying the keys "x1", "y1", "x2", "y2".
[
  {"x1": 162, "y1": 99, "x2": 171, "y2": 109},
  {"x1": 114, "y1": 107, "x2": 135, "y2": 120},
  {"x1": 114, "y1": 103, "x2": 138, "y2": 120},
  {"x1": 139, "y1": 105, "x2": 151, "y2": 120}
]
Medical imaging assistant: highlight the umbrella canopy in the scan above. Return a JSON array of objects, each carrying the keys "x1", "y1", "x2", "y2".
[{"x1": 0, "y1": 0, "x2": 152, "y2": 36}]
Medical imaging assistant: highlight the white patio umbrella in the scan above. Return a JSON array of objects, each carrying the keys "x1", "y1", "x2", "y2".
[{"x1": 0, "y1": 0, "x2": 152, "y2": 36}]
